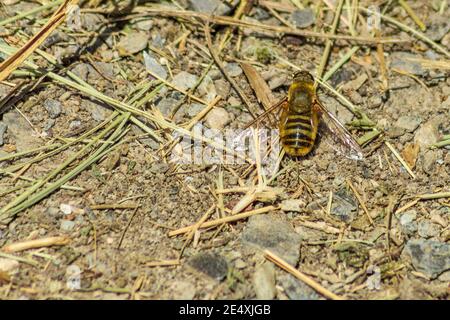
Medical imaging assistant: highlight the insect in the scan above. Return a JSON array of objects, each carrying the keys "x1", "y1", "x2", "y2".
[{"x1": 247, "y1": 70, "x2": 363, "y2": 160}]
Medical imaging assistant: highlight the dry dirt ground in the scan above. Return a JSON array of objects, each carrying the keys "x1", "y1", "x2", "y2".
[{"x1": 0, "y1": 0, "x2": 449, "y2": 300}]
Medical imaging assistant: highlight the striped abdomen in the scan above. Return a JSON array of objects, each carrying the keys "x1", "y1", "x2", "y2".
[{"x1": 280, "y1": 110, "x2": 319, "y2": 157}]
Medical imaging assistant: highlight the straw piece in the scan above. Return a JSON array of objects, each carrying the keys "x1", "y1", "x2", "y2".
[
  {"x1": 265, "y1": 250, "x2": 345, "y2": 300},
  {"x1": 2, "y1": 236, "x2": 70, "y2": 253}
]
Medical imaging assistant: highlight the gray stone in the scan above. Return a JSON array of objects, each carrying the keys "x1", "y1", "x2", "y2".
[
  {"x1": 43, "y1": 99, "x2": 62, "y2": 119},
  {"x1": 422, "y1": 150, "x2": 437, "y2": 174},
  {"x1": 151, "y1": 33, "x2": 166, "y2": 48},
  {"x1": 69, "y1": 120, "x2": 82, "y2": 130},
  {"x1": 425, "y1": 13, "x2": 450, "y2": 41},
  {"x1": 81, "y1": 13, "x2": 105, "y2": 32},
  {"x1": 156, "y1": 98, "x2": 179, "y2": 117},
  {"x1": 205, "y1": 107, "x2": 230, "y2": 130},
  {"x1": 242, "y1": 214, "x2": 301, "y2": 266},
  {"x1": 42, "y1": 30, "x2": 68, "y2": 48},
  {"x1": 395, "y1": 116, "x2": 422, "y2": 133},
  {"x1": 172, "y1": 71, "x2": 198, "y2": 91},
  {"x1": 403, "y1": 239, "x2": 450, "y2": 279},
  {"x1": 279, "y1": 274, "x2": 320, "y2": 300},
  {"x1": 117, "y1": 31, "x2": 148, "y2": 55},
  {"x1": 390, "y1": 52, "x2": 426, "y2": 76},
  {"x1": 82, "y1": 99, "x2": 112, "y2": 122},
  {"x1": 185, "y1": 103, "x2": 205, "y2": 118},
  {"x1": 131, "y1": 125, "x2": 160, "y2": 150},
  {"x1": 188, "y1": 252, "x2": 228, "y2": 281},
  {"x1": 149, "y1": 162, "x2": 169, "y2": 174},
  {"x1": 143, "y1": 51, "x2": 167, "y2": 80},
  {"x1": 60, "y1": 220, "x2": 76, "y2": 231},
  {"x1": 280, "y1": 199, "x2": 306, "y2": 212},
  {"x1": 92, "y1": 61, "x2": 114, "y2": 79},
  {"x1": 45, "y1": 207, "x2": 61, "y2": 217},
  {"x1": 71, "y1": 63, "x2": 90, "y2": 82},
  {"x1": 169, "y1": 280, "x2": 196, "y2": 300},
  {"x1": 2, "y1": 110, "x2": 41, "y2": 151},
  {"x1": 224, "y1": 62, "x2": 242, "y2": 77},
  {"x1": 0, "y1": 258, "x2": 19, "y2": 274},
  {"x1": 198, "y1": 75, "x2": 217, "y2": 102},
  {"x1": 252, "y1": 7, "x2": 270, "y2": 20},
  {"x1": 253, "y1": 263, "x2": 276, "y2": 299},
  {"x1": 0, "y1": 122, "x2": 7, "y2": 146},
  {"x1": 188, "y1": 0, "x2": 232, "y2": 15},
  {"x1": 269, "y1": 74, "x2": 288, "y2": 90},
  {"x1": 417, "y1": 220, "x2": 440, "y2": 238},
  {"x1": 291, "y1": 8, "x2": 315, "y2": 28},
  {"x1": 133, "y1": 18, "x2": 154, "y2": 31}
]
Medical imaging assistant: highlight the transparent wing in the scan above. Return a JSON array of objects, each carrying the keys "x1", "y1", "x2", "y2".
[
  {"x1": 243, "y1": 97, "x2": 287, "y2": 129},
  {"x1": 315, "y1": 100, "x2": 364, "y2": 161}
]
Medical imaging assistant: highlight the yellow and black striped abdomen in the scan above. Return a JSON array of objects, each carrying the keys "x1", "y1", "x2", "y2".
[{"x1": 280, "y1": 111, "x2": 319, "y2": 157}]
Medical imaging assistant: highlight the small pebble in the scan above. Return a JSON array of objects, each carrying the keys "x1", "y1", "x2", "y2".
[
  {"x1": 117, "y1": 31, "x2": 148, "y2": 56},
  {"x1": 172, "y1": 71, "x2": 198, "y2": 91},
  {"x1": 291, "y1": 8, "x2": 315, "y2": 28},
  {"x1": 149, "y1": 162, "x2": 169, "y2": 174},
  {"x1": 390, "y1": 52, "x2": 426, "y2": 76},
  {"x1": 69, "y1": 120, "x2": 82, "y2": 130},
  {"x1": 269, "y1": 74, "x2": 288, "y2": 90},
  {"x1": 402, "y1": 239, "x2": 450, "y2": 279},
  {"x1": 133, "y1": 18, "x2": 153, "y2": 31},
  {"x1": 242, "y1": 214, "x2": 301, "y2": 266},
  {"x1": 330, "y1": 190, "x2": 358, "y2": 223},
  {"x1": 81, "y1": 13, "x2": 105, "y2": 32},
  {"x1": 279, "y1": 274, "x2": 320, "y2": 300},
  {"x1": 224, "y1": 62, "x2": 242, "y2": 77},
  {"x1": 399, "y1": 211, "x2": 418, "y2": 236},
  {"x1": 82, "y1": 99, "x2": 112, "y2": 122},
  {"x1": 214, "y1": 79, "x2": 231, "y2": 98},
  {"x1": 188, "y1": 0, "x2": 231, "y2": 15},
  {"x1": 425, "y1": 13, "x2": 450, "y2": 41},
  {"x1": 234, "y1": 258, "x2": 247, "y2": 269},
  {"x1": 185, "y1": 103, "x2": 205, "y2": 118},
  {"x1": 280, "y1": 199, "x2": 306, "y2": 212},
  {"x1": 188, "y1": 252, "x2": 228, "y2": 281},
  {"x1": 417, "y1": 220, "x2": 440, "y2": 238},
  {"x1": 253, "y1": 263, "x2": 276, "y2": 300},
  {"x1": 156, "y1": 98, "x2": 179, "y2": 117},
  {"x1": 60, "y1": 220, "x2": 76, "y2": 231},
  {"x1": 0, "y1": 258, "x2": 19, "y2": 274},
  {"x1": 395, "y1": 116, "x2": 422, "y2": 133},
  {"x1": 60, "y1": 203, "x2": 73, "y2": 215},
  {"x1": 169, "y1": 281, "x2": 196, "y2": 300},
  {"x1": 44, "y1": 99, "x2": 62, "y2": 119},
  {"x1": 143, "y1": 51, "x2": 167, "y2": 80},
  {"x1": 414, "y1": 119, "x2": 440, "y2": 149}
]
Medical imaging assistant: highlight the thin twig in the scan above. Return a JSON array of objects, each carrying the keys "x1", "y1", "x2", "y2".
[{"x1": 265, "y1": 250, "x2": 345, "y2": 300}]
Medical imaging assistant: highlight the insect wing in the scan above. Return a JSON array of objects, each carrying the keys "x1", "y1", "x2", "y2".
[{"x1": 315, "y1": 100, "x2": 364, "y2": 161}]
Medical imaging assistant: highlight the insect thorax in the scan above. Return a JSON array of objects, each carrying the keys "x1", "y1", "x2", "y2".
[{"x1": 288, "y1": 84, "x2": 314, "y2": 114}]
